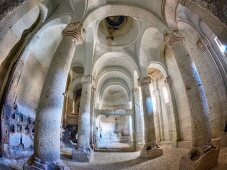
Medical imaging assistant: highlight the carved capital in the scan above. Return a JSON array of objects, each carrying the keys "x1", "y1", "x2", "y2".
[
  {"x1": 141, "y1": 77, "x2": 152, "y2": 85},
  {"x1": 91, "y1": 86, "x2": 96, "y2": 92},
  {"x1": 165, "y1": 30, "x2": 185, "y2": 47},
  {"x1": 196, "y1": 38, "x2": 208, "y2": 53},
  {"x1": 132, "y1": 88, "x2": 139, "y2": 94},
  {"x1": 81, "y1": 75, "x2": 93, "y2": 84},
  {"x1": 166, "y1": 76, "x2": 173, "y2": 86},
  {"x1": 63, "y1": 22, "x2": 83, "y2": 44}
]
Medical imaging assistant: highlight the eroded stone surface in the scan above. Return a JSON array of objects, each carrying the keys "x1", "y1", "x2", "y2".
[
  {"x1": 179, "y1": 147, "x2": 220, "y2": 170},
  {"x1": 140, "y1": 146, "x2": 163, "y2": 159},
  {"x1": 72, "y1": 147, "x2": 93, "y2": 162}
]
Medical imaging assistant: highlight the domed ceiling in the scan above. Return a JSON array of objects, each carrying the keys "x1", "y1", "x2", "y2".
[{"x1": 97, "y1": 15, "x2": 139, "y2": 47}]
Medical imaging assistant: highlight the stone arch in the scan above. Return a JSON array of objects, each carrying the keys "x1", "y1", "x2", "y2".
[
  {"x1": 100, "y1": 79, "x2": 131, "y2": 103},
  {"x1": 96, "y1": 67, "x2": 133, "y2": 86},
  {"x1": 0, "y1": 14, "x2": 72, "y2": 159},
  {"x1": 101, "y1": 83, "x2": 131, "y2": 110},
  {"x1": 0, "y1": 6, "x2": 41, "y2": 107},
  {"x1": 92, "y1": 52, "x2": 135, "y2": 112},
  {"x1": 147, "y1": 62, "x2": 168, "y2": 78},
  {"x1": 10, "y1": 15, "x2": 72, "y2": 110},
  {"x1": 69, "y1": 76, "x2": 83, "y2": 98},
  {"x1": 147, "y1": 62, "x2": 178, "y2": 142},
  {"x1": 95, "y1": 70, "x2": 133, "y2": 106},
  {"x1": 164, "y1": 0, "x2": 227, "y2": 43},
  {"x1": 139, "y1": 27, "x2": 164, "y2": 76},
  {"x1": 163, "y1": 0, "x2": 181, "y2": 28},
  {"x1": 83, "y1": 4, "x2": 167, "y2": 33},
  {"x1": 93, "y1": 52, "x2": 139, "y2": 76},
  {"x1": 176, "y1": 3, "x2": 227, "y2": 90}
]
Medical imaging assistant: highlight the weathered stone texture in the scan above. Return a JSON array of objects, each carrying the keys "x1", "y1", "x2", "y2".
[
  {"x1": 191, "y1": 0, "x2": 227, "y2": 25},
  {"x1": 0, "y1": 0, "x2": 28, "y2": 20}
]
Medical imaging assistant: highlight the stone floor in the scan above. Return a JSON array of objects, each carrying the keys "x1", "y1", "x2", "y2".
[
  {"x1": 64, "y1": 147, "x2": 227, "y2": 170},
  {"x1": 0, "y1": 147, "x2": 226, "y2": 169},
  {"x1": 213, "y1": 147, "x2": 227, "y2": 170},
  {"x1": 97, "y1": 141, "x2": 131, "y2": 149}
]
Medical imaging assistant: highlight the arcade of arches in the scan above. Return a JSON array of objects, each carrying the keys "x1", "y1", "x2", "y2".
[{"x1": 0, "y1": 0, "x2": 227, "y2": 170}]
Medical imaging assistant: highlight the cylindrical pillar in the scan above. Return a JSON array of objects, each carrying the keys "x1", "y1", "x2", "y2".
[
  {"x1": 132, "y1": 88, "x2": 144, "y2": 150},
  {"x1": 166, "y1": 76, "x2": 181, "y2": 142},
  {"x1": 165, "y1": 31, "x2": 211, "y2": 148},
  {"x1": 24, "y1": 23, "x2": 83, "y2": 170},
  {"x1": 155, "y1": 83, "x2": 165, "y2": 142},
  {"x1": 159, "y1": 84, "x2": 171, "y2": 142},
  {"x1": 72, "y1": 75, "x2": 93, "y2": 162},
  {"x1": 90, "y1": 86, "x2": 96, "y2": 149},
  {"x1": 140, "y1": 77, "x2": 163, "y2": 159},
  {"x1": 165, "y1": 31, "x2": 218, "y2": 169},
  {"x1": 153, "y1": 87, "x2": 161, "y2": 143}
]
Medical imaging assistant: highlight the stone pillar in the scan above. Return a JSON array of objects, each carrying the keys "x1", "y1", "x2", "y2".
[
  {"x1": 132, "y1": 88, "x2": 144, "y2": 150},
  {"x1": 63, "y1": 91, "x2": 69, "y2": 127},
  {"x1": 155, "y1": 84, "x2": 165, "y2": 142},
  {"x1": 166, "y1": 76, "x2": 181, "y2": 142},
  {"x1": 160, "y1": 84, "x2": 171, "y2": 142},
  {"x1": 90, "y1": 86, "x2": 96, "y2": 149},
  {"x1": 166, "y1": 31, "x2": 211, "y2": 147},
  {"x1": 140, "y1": 77, "x2": 163, "y2": 159},
  {"x1": 165, "y1": 31, "x2": 219, "y2": 169},
  {"x1": 153, "y1": 86, "x2": 161, "y2": 143},
  {"x1": 24, "y1": 23, "x2": 83, "y2": 170},
  {"x1": 72, "y1": 75, "x2": 93, "y2": 162}
]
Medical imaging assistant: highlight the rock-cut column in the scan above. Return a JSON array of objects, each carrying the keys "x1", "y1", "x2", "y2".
[
  {"x1": 155, "y1": 83, "x2": 165, "y2": 142},
  {"x1": 140, "y1": 77, "x2": 163, "y2": 159},
  {"x1": 24, "y1": 23, "x2": 83, "y2": 170},
  {"x1": 165, "y1": 31, "x2": 219, "y2": 169},
  {"x1": 90, "y1": 86, "x2": 96, "y2": 149},
  {"x1": 72, "y1": 75, "x2": 93, "y2": 162},
  {"x1": 132, "y1": 88, "x2": 144, "y2": 150},
  {"x1": 165, "y1": 76, "x2": 180, "y2": 143}
]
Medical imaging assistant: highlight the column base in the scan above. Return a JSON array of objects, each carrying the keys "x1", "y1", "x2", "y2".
[
  {"x1": 136, "y1": 143, "x2": 145, "y2": 151},
  {"x1": 72, "y1": 146, "x2": 93, "y2": 162},
  {"x1": 179, "y1": 145, "x2": 220, "y2": 170},
  {"x1": 140, "y1": 144, "x2": 163, "y2": 159},
  {"x1": 220, "y1": 132, "x2": 227, "y2": 147},
  {"x1": 23, "y1": 156, "x2": 69, "y2": 170}
]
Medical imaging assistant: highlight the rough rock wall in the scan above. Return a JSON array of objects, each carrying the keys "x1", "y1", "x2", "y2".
[
  {"x1": 0, "y1": 6, "x2": 40, "y2": 158},
  {"x1": 0, "y1": 0, "x2": 29, "y2": 20},
  {"x1": 184, "y1": 37, "x2": 225, "y2": 138},
  {"x1": 1, "y1": 54, "x2": 45, "y2": 159},
  {"x1": 190, "y1": 0, "x2": 227, "y2": 25}
]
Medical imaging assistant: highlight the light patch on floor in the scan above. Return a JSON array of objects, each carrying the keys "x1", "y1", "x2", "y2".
[{"x1": 64, "y1": 147, "x2": 227, "y2": 170}]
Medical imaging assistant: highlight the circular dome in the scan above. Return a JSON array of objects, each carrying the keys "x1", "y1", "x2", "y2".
[
  {"x1": 105, "y1": 16, "x2": 126, "y2": 30},
  {"x1": 97, "y1": 16, "x2": 139, "y2": 47}
]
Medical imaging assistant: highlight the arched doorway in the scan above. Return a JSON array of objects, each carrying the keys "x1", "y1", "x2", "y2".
[{"x1": 147, "y1": 63, "x2": 178, "y2": 144}]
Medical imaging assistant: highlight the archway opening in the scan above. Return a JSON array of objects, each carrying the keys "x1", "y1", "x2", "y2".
[
  {"x1": 95, "y1": 84, "x2": 133, "y2": 150},
  {"x1": 147, "y1": 63, "x2": 177, "y2": 143}
]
